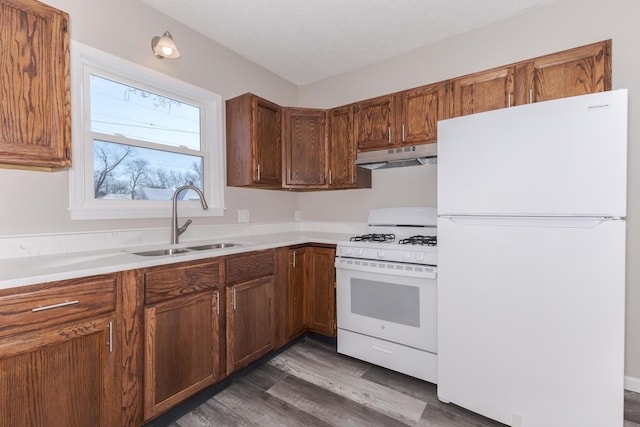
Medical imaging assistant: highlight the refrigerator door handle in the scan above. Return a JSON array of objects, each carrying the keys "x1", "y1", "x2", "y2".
[{"x1": 438, "y1": 215, "x2": 623, "y2": 228}]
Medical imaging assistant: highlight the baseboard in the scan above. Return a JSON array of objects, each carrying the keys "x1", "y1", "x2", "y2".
[{"x1": 625, "y1": 376, "x2": 640, "y2": 393}]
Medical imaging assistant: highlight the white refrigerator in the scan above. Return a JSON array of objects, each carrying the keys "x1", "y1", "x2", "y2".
[{"x1": 436, "y1": 89, "x2": 628, "y2": 427}]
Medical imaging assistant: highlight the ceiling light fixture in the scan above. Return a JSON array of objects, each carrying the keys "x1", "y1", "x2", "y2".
[{"x1": 151, "y1": 31, "x2": 181, "y2": 59}]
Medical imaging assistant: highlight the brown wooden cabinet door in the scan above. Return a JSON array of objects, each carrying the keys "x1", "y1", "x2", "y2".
[
  {"x1": 328, "y1": 105, "x2": 357, "y2": 188},
  {"x1": 253, "y1": 97, "x2": 282, "y2": 185},
  {"x1": 226, "y1": 93, "x2": 281, "y2": 188},
  {"x1": 282, "y1": 108, "x2": 327, "y2": 188},
  {"x1": 226, "y1": 276, "x2": 274, "y2": 374},
  {"x1": 0, "y1": 0, "x2": 71, "y2": 169},
  {"x1": 273, "y1": 247, "x2": 289, "y2": 349},
  {"x1": 450, "y1": 66, "x2": 515, "y2": 117},
  {"x1": 0, "y1": 316, "x2": 118, "y2": 426},
  {"x1": 355, "y1": 95, "x2": 395, "y2": 150},
  {"x1": 287, "y1": 247, "x2": 308, "y2": 339},
  {"x1": 306, "y1": 247, "x2": 336, "y2": 337},
  {"x1": 144, "y1": 291, "x2": 221, "y2": 421},
  {"x1": 397, "y1": 82, "x2": 448, "y2": 145},
  {"x1": 516, "y1": 40, "x2": 611, "y2": 104}
]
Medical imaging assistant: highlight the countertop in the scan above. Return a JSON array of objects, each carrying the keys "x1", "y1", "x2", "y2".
[{"x1": 0, "y1": 231, "x2": 351, "y2": 291}]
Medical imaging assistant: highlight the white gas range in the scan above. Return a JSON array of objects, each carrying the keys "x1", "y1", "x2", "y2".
[{"x1": 335, "y1": 207, "x2": 438, "y2": 383}]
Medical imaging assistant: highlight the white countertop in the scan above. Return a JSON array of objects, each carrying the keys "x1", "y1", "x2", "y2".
[{"x1": 0, "y1": 231, "x2": 352, "y2": 291}]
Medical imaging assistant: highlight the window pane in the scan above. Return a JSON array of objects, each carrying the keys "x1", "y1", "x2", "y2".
[
  {"x1": 90, "y1": 75, "x2": 201, "y2": 150},
  {"x1": 93, "y1": 140, "x2": 204, "y2": 200}
]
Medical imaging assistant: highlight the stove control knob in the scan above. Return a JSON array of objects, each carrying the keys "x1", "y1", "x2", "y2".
[
  {"x1": 377, "y1": 250, "x2": 385, "y2": 258},
  {"x1": 416, "y1": 253, "x2": 425, "y2": 262},
  {"x1": 403, "y1": 252, "x2": 411, "y2": 260},
  {"x1": 356, "y1": 248, "x2": 364, "y2": 256}
]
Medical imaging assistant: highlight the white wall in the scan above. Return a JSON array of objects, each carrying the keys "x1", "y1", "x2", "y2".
[
  {"x1": 0, "y1": 0, "x2": 301, "y2": 236},
  {"x1": 299, "y1": 0, "x2": 640, "y2": 380}
]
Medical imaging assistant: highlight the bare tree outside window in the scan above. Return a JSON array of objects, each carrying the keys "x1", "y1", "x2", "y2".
[
  {"x1": 94, "y1": 144, "x2": 131, "y2": 198},
  {"x1": 90, "y1": 74, "x2": 205, "y2": 201},
  {"x1": 126, "y1": 158, "x2": 150, "y2": 200}
]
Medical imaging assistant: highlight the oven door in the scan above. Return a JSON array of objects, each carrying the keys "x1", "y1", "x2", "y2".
[{"x1": 335, "y1": 257, "x2": 437, "y2": 353}]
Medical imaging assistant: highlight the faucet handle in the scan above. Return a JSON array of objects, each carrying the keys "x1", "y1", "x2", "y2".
[{"x1": 177, "y1": 219, "x2": 193, "y2": 236}]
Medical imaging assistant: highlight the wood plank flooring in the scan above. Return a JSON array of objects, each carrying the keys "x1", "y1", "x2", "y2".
[{"x1": 165, "y1": 337, "x2": 640, "y2": 427}]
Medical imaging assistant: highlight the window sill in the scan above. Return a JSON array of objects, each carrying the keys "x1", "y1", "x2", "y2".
[{"x1": 69, "y1": 202, "x2": 224, "y2": 220}]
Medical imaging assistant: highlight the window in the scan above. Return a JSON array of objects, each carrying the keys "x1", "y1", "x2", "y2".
[{"x1": 69, "y1": 42, "x2": 224, "y2": 219}]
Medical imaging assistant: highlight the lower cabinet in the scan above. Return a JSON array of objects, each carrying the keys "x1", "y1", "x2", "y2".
[
  {"x1": 226, "y1": 276, "x2": 274, "y2": 374},
  {"x1": 2, "y1": 246, "x2": 336, "y2": 424},
  {"x1": 225, "y1": 250, "x2": 275, "y2": 375},
  {"x1": 306, "y1": 246, "x2": 337, "y2": 337},
  {"x1": 287, "y1": 245, "x2": 308, "y2": 340},
  {"x1": 143, "y1": 259, "x2": 223, "y2": 421},
  {"x1": 274, "y1": 244, "x2": 337, "y2": 346},
  {"x1": 0, "y1": 274, "x2": 121, "y2": 426}
]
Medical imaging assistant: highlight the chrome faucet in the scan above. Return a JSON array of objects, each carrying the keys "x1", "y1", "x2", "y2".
[{"x1": 171, "y1": 185, "x2": 208, "y2": 245}]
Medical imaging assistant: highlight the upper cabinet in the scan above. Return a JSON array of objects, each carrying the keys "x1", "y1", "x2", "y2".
[
  {"x1": 450, "y1": 40, "x2": 610, "y2": 117},
  {"x1": 227, "y1": 94, "x2": 370, "y2": 190},
  {"x1": 396, "y1": 82, "x2": 448, "y2": 145},
  {"x1": 327, "y1": 105, "x2": 371, "y2": 189},
  {"x1": 354, "y1": 82, "x2": 447, "y2": 151},
  {"x1": 515, "y1": 40, "x2": 611, "y2": 104},
  {"x1": 226, "y1": 40, "x2": 612, "y2": 190},
  {"x1": 282, "y1": 108, "x2": 327, "y2": 188},
  {"x1": 226, "y1": 93, "x2": 282, "y2": 188},
  {"x1": 450, "y1": 66, "x2": 516, "y2": 117},
  {"x1": 354, "y1": 95, "x2": 395, "y2": 150},
  {"x1": 0, "y1": 0, "x2": 71, "y2": 170}
]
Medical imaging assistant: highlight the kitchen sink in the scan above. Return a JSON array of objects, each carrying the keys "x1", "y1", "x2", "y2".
[
  {"x1": 133, "y1": 248, "x2": 192, "y2": 256},
  {"x1": 187, "y1": 243, "x2": 239, "y2": 251},
  {"x1": 132, "y1": 243, "x2": 241, "y2": 256}
]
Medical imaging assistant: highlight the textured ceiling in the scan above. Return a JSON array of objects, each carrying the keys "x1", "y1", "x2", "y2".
[{"x1": 140, "y1": 0, "x2": 559, "y2": 85}]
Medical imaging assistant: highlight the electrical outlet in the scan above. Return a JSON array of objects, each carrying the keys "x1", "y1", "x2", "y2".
[
  {"x1": 238, "y1": 209, "x2": 250, "y2": 223},
  {"x1": 294, "y1": 210, "x2": 301, "y2": 221}
]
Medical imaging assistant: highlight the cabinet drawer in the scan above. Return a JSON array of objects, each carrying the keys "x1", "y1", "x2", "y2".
[
  {"x1": 225, "y1": 250, "x2": 274, "y2": 284},
  {"x1": 0, "y1": 274, "x2": 117, "y2": 338},
  {"x1": 145, "y1": 260, "x2": 221, "y2": 305}
]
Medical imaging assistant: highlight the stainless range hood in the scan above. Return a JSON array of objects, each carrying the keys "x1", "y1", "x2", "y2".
[{"x1": 356, "y1": 144, "x2": 437, "y2": 170}]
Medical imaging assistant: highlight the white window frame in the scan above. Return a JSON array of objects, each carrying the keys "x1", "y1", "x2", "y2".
[{"x1": 69, "y1": 41, "x2": 225, "y2": 220}]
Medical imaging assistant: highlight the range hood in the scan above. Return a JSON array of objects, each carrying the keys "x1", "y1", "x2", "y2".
[{"x1": 356, "y1": 144, "x2": 437, "y2": 170}]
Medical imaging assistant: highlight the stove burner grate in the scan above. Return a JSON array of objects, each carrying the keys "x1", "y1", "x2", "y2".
[
  {"x1": 398, "y1": 235, "x2": 437, "y2": 246},
  {"x1": 350, "y1": 233, "x2": 396, "y2": 243}
]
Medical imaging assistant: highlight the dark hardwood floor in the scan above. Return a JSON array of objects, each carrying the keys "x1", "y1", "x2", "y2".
[{"x1": 165, "y1": 337, "x2": 640, "y2": 427}]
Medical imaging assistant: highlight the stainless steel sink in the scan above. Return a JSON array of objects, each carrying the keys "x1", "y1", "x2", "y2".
[
  {"x1": 133, "y1": 248, "x2": 192, "y2": 256},
  {"x1": 187, "y1": 243, "x2": 239, "y2": 251},
  {"x1": 132, "y1": 243, "x2": 241, "y2": 256}
]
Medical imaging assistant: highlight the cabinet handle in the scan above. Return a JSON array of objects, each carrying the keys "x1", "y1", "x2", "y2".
[
  {"x1": 328, "y1": 170, "x2": 332, "y2": 186},
  {"x1": 108, "y1": 321, "x2": 113, "y2": 353},
  {"x1": 529, "y1": 89, "x2": 533, "y2": 104},
  {"x1": 508, "y1": 93, "x2": 511, "y2": 108},
  {"x1": 31, "y1": 300, "x2": 79, "y2": 312},
  {"x1": 215, "y1": 290, "x2": 220, "y2": 315},
  {"x1": 288, "y1": 169, "x2": 291, "y2": 183},
  {"x1": 257, "y1": 164, "x2": 261, "y2": 181},
  {"x1": 388, "y1": 127, "x2": 392, "y2": 144},
  {"x1": 402, "y1": 124, "x2": 405, "y2": 142},
  {"x1": 232, "y1": 288, "x2": 237, "y2": 310}
]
